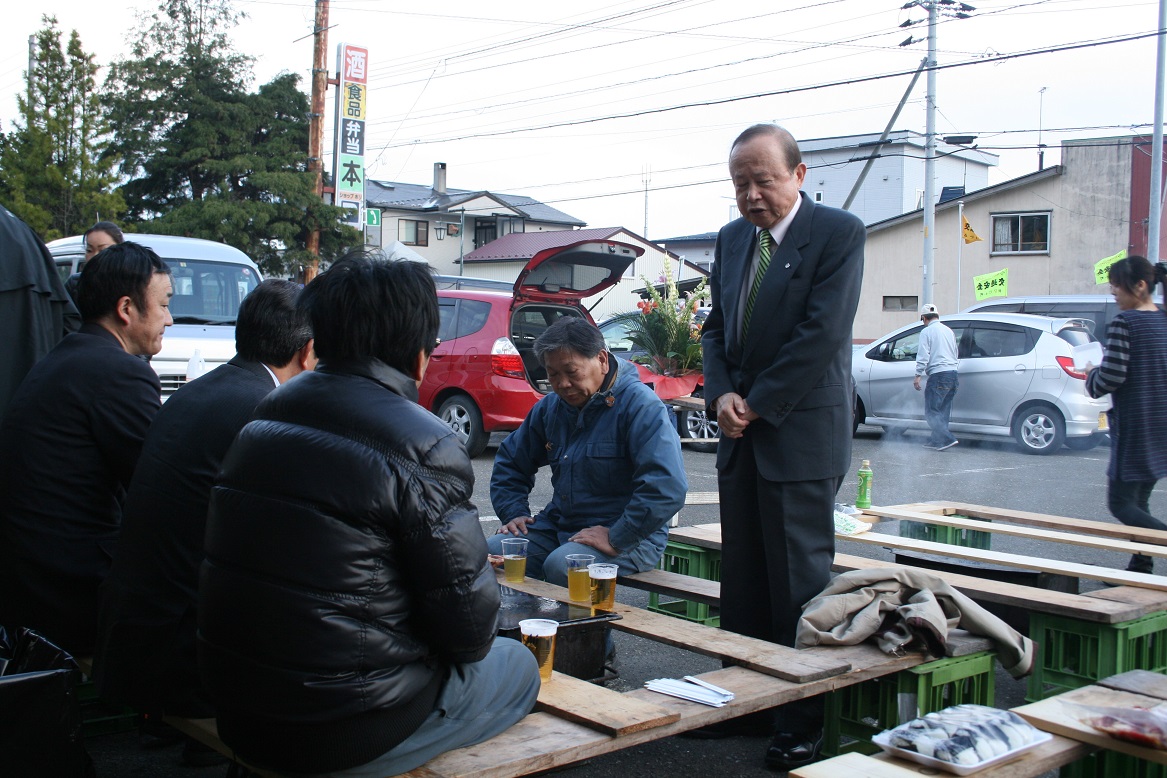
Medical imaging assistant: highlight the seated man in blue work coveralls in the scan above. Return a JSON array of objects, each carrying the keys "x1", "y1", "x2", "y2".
[{"x1": 488, "y1": 317, "x2": 687, "y2": 586}]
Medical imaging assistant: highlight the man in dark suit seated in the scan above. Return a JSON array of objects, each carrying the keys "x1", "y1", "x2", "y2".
[
  {"x1": 94, "y1": 280, "x2": 315, "y2": 727},
  {"x1": 699, "y1": 124, "x2": 865, "y2": 771},
  {"x1": 0, "y1": 243, "x2": 173, "y2": 653}
]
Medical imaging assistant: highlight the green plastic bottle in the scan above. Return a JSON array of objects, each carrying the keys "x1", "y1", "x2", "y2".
[{"x1": 856, "y1": 459, "x2": 873, "y2": 510}]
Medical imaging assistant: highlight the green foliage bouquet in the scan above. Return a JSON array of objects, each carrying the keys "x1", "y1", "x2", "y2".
[{"x1": 621, "y1": 257, "x2": 707, "y2": 377}]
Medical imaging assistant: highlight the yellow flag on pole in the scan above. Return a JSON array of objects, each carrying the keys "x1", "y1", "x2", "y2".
[
  {"x1": 962, "y1": 215, "x2": 983, "y2": 244},
  {"x1": 1094, "y1": 249, "x2": 1127, "y2": 285}
]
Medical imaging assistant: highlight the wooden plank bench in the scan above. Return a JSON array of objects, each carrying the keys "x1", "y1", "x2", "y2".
[
  {"x1": 866, "y1": 505, "x2": 1167, "y2": 560},
  {"x1": 654, "y1": 523, "x2": 1167, "y2": 624}
]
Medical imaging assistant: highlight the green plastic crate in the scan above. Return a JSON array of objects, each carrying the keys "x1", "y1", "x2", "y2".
[
  {"x1": 900, "y1": 514, "x2": 992, "y2": 550},
  {"x1": 1060, "y1": 750, "x2": 1166, "y2": 778},
  {"x1": 823, "y1": 651, "x2": 996, "y2": 757},
  {"x1": 1027, "y1": 611, "x2": 1167, "y2": 702},
  {"x1": 77, "y1": 679, "x2": 137, "y2": 737},
  {"x1": 647, "y1": 541, "x2": 721, "y2": 626}
]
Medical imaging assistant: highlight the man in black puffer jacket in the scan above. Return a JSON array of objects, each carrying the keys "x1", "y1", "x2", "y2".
[{"x1": 198, "y1": 253, "x2": 539, "y2": 776}]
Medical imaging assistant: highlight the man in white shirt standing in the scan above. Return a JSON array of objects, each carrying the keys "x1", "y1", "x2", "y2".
[{"x1": 913, "y1": 303, "x2": 960, "y2": 451}]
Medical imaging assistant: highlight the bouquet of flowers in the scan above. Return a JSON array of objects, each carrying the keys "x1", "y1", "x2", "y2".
[
  {"x1": 615, "y1": 258, "x2": 708, "y2": 401},
  {"x1": 622, "y1": 258, "x2": 707, "y2": 377}
]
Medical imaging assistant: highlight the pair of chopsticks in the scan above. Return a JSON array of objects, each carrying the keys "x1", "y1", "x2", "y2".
[{"x1": 644, "y1": 676, "x2": 735, "y2": 707}]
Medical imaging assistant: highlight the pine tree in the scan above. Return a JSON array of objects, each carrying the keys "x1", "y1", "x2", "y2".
[
  {"x1": 102, "y1": 0, "x2": 356, "y2": 276},
  {"x1": 0, "y1": 16, "x2": 124, "y2": 240}
]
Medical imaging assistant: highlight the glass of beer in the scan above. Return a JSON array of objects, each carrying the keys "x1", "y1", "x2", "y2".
[
  {"x1": 519, "y1": 618, "x2": 558, "y2": 682},
  {"x1": 565, "y1": 554, "x2": 595, "y2": 603},
  {"x1": 500, "y1": 537, "x2": 528, "y2": 583},
  {"x1": 588, "y1": 563, "x2": 618, "y2": 611}
]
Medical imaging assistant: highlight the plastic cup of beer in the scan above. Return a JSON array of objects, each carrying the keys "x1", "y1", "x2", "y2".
[
  {"x1": 500, "y1": 537, "x2": 528, "y2": 583},
  {"x1": 565, "y1": 554, "x2": 595, "y2": 602},
  {"x1": 519, "y1": 618, "x2": 558, "y2": 682},
  {"x1": 588, "y1": 563, "x2": 618, "y2": 611}
]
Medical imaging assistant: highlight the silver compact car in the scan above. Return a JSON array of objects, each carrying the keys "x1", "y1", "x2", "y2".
[{"x1": 852, "y1": 313, "x2": 1110, "y2": 454}]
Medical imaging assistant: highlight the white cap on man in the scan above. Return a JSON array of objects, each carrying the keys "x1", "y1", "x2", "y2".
[{"x1": 920, "y1": 303, "x2": 939, "y2": 317}]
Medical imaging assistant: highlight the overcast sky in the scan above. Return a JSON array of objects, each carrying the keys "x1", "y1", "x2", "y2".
[{"x1": 2, "y1": 0, "x2": 1162, "y2": 239}]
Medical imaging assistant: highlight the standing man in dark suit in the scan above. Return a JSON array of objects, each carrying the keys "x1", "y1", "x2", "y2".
[
  {"x1": 0, "y1": 242, "x2": 173, "y2": 653},
  {"x1": 95, "y1": 280, "x2": 315, "y2": 729},
  {"x1": 700, "y1": 124, "x2": 865, "y2": 771}
]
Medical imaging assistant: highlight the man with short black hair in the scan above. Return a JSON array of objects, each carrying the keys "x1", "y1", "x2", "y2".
[
  {"x1": 199, "y1": 253, "x2": 539, "y2": 776},
  {"x1": 914, "y1": 303, "x2": 960, "y2": 451},
  {"x1": 0, "y1": 242, "x2": 173, "y2": 652},
  {"x1": 95, "y1": 280, "x2": 316, "y2": 726}
]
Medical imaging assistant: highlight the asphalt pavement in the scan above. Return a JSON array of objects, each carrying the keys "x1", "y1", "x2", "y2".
[{"x1": 85, "y1": 425, "x2": 1161, "y2": 777}]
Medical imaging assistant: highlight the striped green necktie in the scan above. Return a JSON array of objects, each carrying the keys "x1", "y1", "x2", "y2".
[{"x1": 743, "y1": 228, "x2": 773, "y2": 336}]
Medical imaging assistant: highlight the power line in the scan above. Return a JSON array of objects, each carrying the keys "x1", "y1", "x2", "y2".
[
  {"x1": 476, "y1": 134, "x2": 1158, "y2": 210},
  {"x1": 374, "y1": 30, "x2": 1160, "y2": 149}
]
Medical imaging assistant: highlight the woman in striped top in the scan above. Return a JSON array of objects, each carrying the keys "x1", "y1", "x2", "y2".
[{"x1": 1085, "y1": 255, "x2": 1167, "y2": 574}]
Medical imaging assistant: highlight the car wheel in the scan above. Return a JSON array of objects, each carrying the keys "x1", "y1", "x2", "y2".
[
  {"x1": 1012, "y1": 404, "x2": 1066, "y2": 455},
  {"x1": 678, "y1": 390, "x2": 719, "y2": 453},
  {"x1": 852, "y1": 397, "x2": 866, "y2": 436},
  {"x1": 1065, "y1": 433, "x2": 1104, "y2": 451},
  {"x1": 438, "y1": 395, "x2": 489, "y2": 458}
]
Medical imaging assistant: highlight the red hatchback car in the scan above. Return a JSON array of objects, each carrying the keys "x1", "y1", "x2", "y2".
[{"x1": 421, "y1": 239, "x2": 642, "y2": 456}]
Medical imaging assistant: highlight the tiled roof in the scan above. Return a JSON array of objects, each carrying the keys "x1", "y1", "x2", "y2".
[
  {"x1": 365, "y1": 179, "x2": 585, "y2": 226},
  {"x1": 653, "y1": 232, "x2": 718, "y2": 243},
  {"x1": 462, "y1": 228, "x2": 626, "y2": 262}
]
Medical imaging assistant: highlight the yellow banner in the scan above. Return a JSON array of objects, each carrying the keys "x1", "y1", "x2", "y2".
[
  {"x1": 1093, "y1": 249, "x2": 1127, "y2": 285},
  {"x1": 962, "y1": 214, "x2": 983, "y2": 244},
  {"x1": 973, "y1": 268, "x2": 1008, "y2": 300}
]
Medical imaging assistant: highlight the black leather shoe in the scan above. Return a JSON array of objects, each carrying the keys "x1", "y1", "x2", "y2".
[
  {"x1": 680, "y1": 711, "x2": 774, "y2": 740},
  {"x1": 764, "y1": 730, "x2": 824, "y2": 771}
]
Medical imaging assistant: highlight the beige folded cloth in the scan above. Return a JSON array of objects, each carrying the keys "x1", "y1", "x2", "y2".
[{"x1": 795, "y1": 566, "x2": 1035, "y2": 678}]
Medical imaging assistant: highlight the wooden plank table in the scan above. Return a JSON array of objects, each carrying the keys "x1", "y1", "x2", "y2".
[
  {"x1": 843, "y1": 531, "x2": 1167, "y2": 590},
  {"x1": 1014, "y1": 669, "x2": 1167, "y2": 766},
  {"x1": 917, "y1": 501, "x2": 1167, "y2": 546},
  {"x1": 662, "y1": 522, "x2": 1167, "y2": 623},
  {"x1": 867, "y1": 505, "x2": 1167, "y2": 560},
  {"x1": 501, "y1": 575, "x2": 850, "y2": 683},
  {"x1": 789, "y1": 735, "x2": 1094, "y2": 777},
  {"x1": 392, "y1": 569, "x2": 953, "y2": 778}
]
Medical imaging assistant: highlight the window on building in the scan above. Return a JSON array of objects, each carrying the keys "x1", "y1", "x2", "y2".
[
  {"x1": 814, "y1": 191, "x2": 824, "y2": 203},
  {"x1": 882, "y1": 295, "x2": 919, "y2": 312},
  {"x1": 398, "y1": 219, "x2": 429, "y2": 247},
  {"x1": 992, "y1": 213, "x2": 1049, "y2": 254},
  {"x1": 498, "y1": 216, "x2": 525, "y2": 237}
]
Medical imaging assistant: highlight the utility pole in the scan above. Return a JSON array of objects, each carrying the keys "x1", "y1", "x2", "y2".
[
  {"x1": 901, "y1": 0, "x2": 975, "y2": 306},
  {"x1": 921, "y1": 0, "x2": 938, "y2": 306},
  {"x1": 1148, "y1": 0, "x2": 1166, "y2": 264},
  {"x1": 1037, "y1": 87, "x2": 1047, "y2": 171},
  {"x1": 306, "y1": 0, "x2": 330, "y2": 279},
  {"x1": 642, "y1": 165, "x2": 651, "y2": 238}
]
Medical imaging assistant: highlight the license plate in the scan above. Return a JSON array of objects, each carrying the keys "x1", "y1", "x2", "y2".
[{"x1": 1098, "y1": 412, "x2": 1108, "y2": 431}]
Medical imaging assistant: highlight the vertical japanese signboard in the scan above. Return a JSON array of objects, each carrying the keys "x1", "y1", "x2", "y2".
[{"x1": 333, "y1": 43, "x2": 368, "y2": 227}]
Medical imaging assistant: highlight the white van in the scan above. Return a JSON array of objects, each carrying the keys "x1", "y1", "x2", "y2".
[{"x1": 47, "y1": 234, "x2": 262, "y2": 398}]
